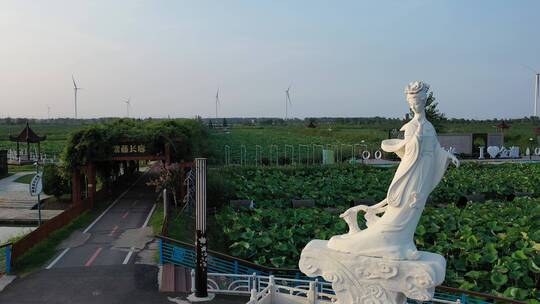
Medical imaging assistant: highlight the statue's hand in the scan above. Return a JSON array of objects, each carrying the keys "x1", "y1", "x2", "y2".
[
  {"x1": 340, "y1": 205, "x2": 368, "y2": 219},
  {"x1": 450, "y1": 154, "x2": 460, "y2": 168},
  {"x1": 339, "y1": 201, "x2": 387, "y2": 234},
  {"x1": 340, "y1": 206, "x2": 367, "y2": 235}
]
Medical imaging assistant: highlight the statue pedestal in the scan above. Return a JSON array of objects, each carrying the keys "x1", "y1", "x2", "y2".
[{"x1": 299, "y1": 240, "x2": 446, "y2": 304}]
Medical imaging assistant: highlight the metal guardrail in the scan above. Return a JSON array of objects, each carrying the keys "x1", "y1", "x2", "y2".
[
  {"x1": 158, "y1": 236, "x2": 525, "y2": 304},
  {"x1": 0, "y1": 243, "x2": 12, "y2": 275},
  {"x1": 222, "y1": 144, "x2": 383, "y2": 166},
  {"x1": 160, "y1": 237, "x2": 272, "y2": 277},
  {"x1": 159, "y1": 236, "x2": 299, "y2": 278}
]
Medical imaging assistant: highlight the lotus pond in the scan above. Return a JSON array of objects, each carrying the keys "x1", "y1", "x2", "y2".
[
  {"x1": 209, "y1": 163, "x2": 540, "y2": 302},
  {"x1": 215, "y1": 198, "x2": 540, "y2": 302},
  {"x1": 215, "y1": 163, "x2": 540, "y2": 207}
]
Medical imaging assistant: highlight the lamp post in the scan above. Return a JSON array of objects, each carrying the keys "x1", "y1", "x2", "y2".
[{"x1": 188, "y1": 158, "x2": 215, "y2": 302}]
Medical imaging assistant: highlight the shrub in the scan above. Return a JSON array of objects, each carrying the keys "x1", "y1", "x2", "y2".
[
  {"x1": 42, "y1": 164, "x2": 70, "y2": 199},
  {"x1": 207, "y1": 170, "x2": 235, "y2": 209}
]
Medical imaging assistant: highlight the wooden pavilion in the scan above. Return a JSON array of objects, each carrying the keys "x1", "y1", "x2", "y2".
[
  {"x1": 9, "y1": 122, "x2": 47, "y2": 162},
  {"x1": 495, "y1": 121, "x2": 510, "y2": 133}
]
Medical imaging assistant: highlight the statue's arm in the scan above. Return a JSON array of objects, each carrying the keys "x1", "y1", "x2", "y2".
[
  {"x1": 341, "y1": 198, "x2": 387, "y2": 216},
  {"x1": 438, "y1": 142, "x2": 460, "y2": 168},
  {"x1": 340, "y1": 198, "x2": 388, "y2": 234}
]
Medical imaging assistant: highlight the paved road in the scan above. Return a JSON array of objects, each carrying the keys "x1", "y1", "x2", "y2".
[
  {"x1": 46, "y1": 172, "x2": 158, "y2": 269},
  {"x1": 0, "y1": 170, "x2": 248, "y2": 303},
  {"x1": 0, "y1": 264, "x2": 245, "y2": 304}
]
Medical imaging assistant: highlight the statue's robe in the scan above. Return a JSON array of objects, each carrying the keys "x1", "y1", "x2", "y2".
[{"x1": 383, "y1": 119, "x2": 450, "y2": 208}]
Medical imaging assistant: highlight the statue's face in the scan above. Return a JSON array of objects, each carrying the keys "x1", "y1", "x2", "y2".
[{"x1": 407, "y1": 93, "x2": 426, "y2": 115}]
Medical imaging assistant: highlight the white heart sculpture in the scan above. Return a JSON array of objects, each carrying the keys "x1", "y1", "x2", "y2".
[{"x1": 487, "y1": 146, "x2": 499, "y2": 159}]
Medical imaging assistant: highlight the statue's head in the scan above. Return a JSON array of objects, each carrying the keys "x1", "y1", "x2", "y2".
[{"x1": 405, "y1": 81, "x2": 429, "y2": 115}]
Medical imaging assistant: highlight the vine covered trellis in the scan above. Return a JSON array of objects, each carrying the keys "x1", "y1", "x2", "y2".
[
  {"x1": 62, "y1": 119, "x2": 209, "y2": 205},
  {"x1": 64, "y1": 119, "x2": 208, "y2": 168}
]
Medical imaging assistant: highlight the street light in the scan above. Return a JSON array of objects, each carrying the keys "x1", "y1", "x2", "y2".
[{"x1": 529, "y1": 138, "x2": 534, "y2": 160}]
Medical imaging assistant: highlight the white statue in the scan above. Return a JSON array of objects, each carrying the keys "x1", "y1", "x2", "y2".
[
  {"x1": 300, "y1": 82, "x2": 458, "y2": 304},
  {"x1": 327, "y1": 81, "x2": 459, "y2": 260}
]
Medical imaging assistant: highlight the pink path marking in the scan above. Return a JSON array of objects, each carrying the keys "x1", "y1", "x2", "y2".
[
  {"x1": 85, "y1": 247, "x2": 103, "y2": 267},
  {"x1": 108, "y1": 225, "x2": 119, "y2": 236}
]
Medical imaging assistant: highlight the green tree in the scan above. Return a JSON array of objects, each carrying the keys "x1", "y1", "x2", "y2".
[{"x1": 307, "y1": 118, "x2": 317, "y2": 128}]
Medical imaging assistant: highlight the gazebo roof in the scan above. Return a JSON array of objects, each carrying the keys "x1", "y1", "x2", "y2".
[
  {"x1": 9, "y1": 122, "x2": 47, "y2": 143},
  {"x1": 495, "y1": 121, "x2": 510, "y2": 130}
]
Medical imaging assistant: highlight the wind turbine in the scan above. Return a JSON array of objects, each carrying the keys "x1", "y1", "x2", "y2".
[
  {"x1": 46, "y1": 105, "x2": 51, "y2": 119},
  {"x1": 124, "y1": 97, "x2": 131, "y2": 118},
  {"x1": 215, "y1": 88, "x2": 220, "y2": 119},
  {"x1": 72, "y1": 75, "x2": 82, "y2": 118},
  {"x1": 523, "y1": 65, "x2": 539, "y2": 117},
  {"x1": 285, "y1": 84, "x2": 292, "y2": 120},
  {"x1": 534, "y1": 72, "x2": 540, "y2": 117}
]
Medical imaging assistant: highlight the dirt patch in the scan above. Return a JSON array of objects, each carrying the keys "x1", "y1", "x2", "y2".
[{"x1": 42, "y1": 196, "x2": 71, "y2": 210}]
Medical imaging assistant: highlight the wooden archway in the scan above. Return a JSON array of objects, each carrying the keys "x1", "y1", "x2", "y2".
[{"x1": 72, "y1": 143, "x2": 172, "y2": 207}]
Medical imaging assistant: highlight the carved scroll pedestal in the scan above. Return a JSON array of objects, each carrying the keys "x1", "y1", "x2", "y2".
[{"x1": 299, "y1": 240, "x2": 446, "y2": 304}]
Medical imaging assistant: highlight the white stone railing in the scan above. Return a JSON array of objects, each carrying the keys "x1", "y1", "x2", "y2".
[
  {"x1": 6, "y1": 149, "x2": 60, "y2": 164},
  {"x1": 189, "y1": 270, "x2": 463, "y2": 304}
]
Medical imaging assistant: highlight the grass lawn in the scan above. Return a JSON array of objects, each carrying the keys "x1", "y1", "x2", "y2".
[
  {"x1": 13, "y1": 173, "x2": 35, "y2": 184},
  {"x1": 208, "y1": 121, "x2": 540, "y2": 165},
  {"x1": 148, "y1": 200, "x2": 164, "y2": 264},
  {"x1": 0, "y1": 173, "x2": 14, "y2": 180},
  {"x1": 12, "y1": 211, "x2": 94, "y2": 275},
  {"x1": 149, "y1": 199, "x2": 164, "y2": 235},
  {"x1": 8, "y1": 164, "x2": 36, "y2": 174}
]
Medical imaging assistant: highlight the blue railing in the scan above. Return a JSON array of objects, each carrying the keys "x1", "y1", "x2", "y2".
[
  {"x1": 160, "y1": 238, "x2": 272, "y2": 277},
  {"x1": 159, "y1": 236, "x2": 513, "y2": 304},
  {"x1": 0, "y1": 243, "x2": 12, "y2": 275}
]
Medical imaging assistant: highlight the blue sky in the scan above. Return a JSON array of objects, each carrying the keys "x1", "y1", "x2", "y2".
[{"x1": 1, "y1": 0, "x2": 539, "y2": 119}]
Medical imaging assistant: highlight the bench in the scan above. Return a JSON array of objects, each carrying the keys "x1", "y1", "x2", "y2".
[
  {"x1": 230, "y1": 199, "x2": 254, "y2": 210},
  {"x1": 292, "y1": 199, "x2": 315, "y2": 208}
]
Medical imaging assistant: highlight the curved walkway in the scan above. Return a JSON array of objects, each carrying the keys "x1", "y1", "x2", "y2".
[{"x1": 0, "y1": 172, "x2": 47, "y2": 203}]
